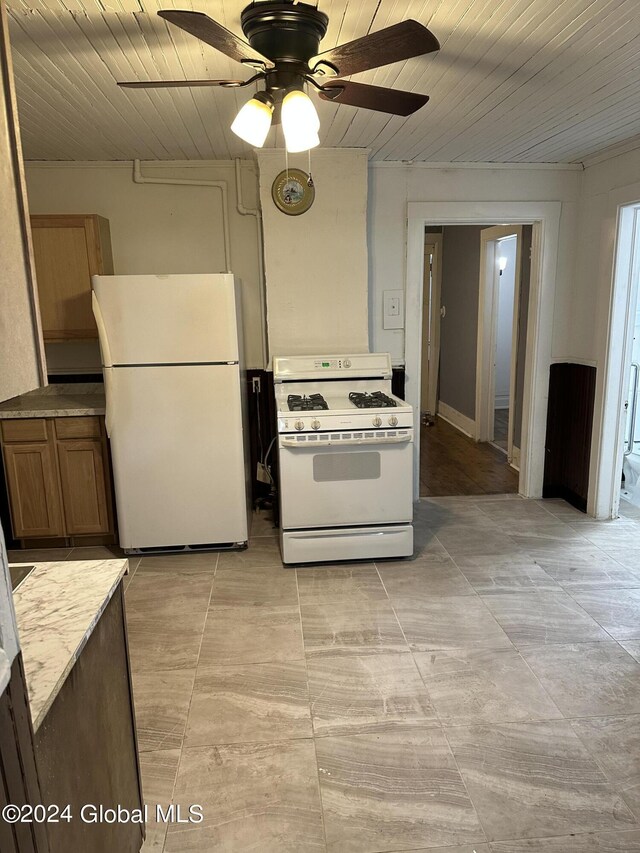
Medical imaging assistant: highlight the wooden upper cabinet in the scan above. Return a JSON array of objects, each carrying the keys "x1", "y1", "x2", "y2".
[{"x1": 30, "y1": 215, "x2": 114, "y2": 342}]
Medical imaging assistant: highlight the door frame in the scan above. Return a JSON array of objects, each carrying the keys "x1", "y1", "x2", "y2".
[
  {"x1": 405, "y1": 201, "x2": 562, "y2": 502},
  {"x1": 476, "y1": 225, "x2": 522, "y2": 463},
  {"x1": 592, "y1": 193, "x2": 640, "y2": 518},
  {"x1": 421, "y1": 232, "x2": 443, "y2": 418}
]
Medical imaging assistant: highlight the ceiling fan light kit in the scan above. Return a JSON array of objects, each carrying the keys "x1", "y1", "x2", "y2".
[
  {"x1": 280, "y1": 89, "x2": 320, "y2": 152},
  {"x1": 119, "y1": 1, "x2": 440, "y2": 158},
  {"x1": 231, "y1": 91, "x2": 274, "y2": 147}
]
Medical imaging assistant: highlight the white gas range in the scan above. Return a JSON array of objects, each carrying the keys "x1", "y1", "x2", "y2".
[{"x1": 274, "y1": 353, "x2": 414, "y2": 565}]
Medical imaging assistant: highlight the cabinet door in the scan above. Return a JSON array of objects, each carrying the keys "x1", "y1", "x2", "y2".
[
  {"x1": 56, "y1": 439, "x2": 110, "y2": 535},
  {"x1": 30, "y1": 215, "x2": 112, "y2": 342},
  {"x1": 2, "y1": 442, "x2": 64, "y2": 538}
]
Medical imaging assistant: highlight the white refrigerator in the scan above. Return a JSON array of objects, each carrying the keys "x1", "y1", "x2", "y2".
[{"x1": 91, "y1": 273, "x2": 251, "y2": 552}]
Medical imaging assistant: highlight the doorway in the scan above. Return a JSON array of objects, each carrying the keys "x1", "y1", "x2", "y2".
[
  {"x1": 609, "y1": 202, "x2": 640, "y2": 510},
  {"x1": 405, "y1": 201, "x2": 562, "y2": 502},
  {"x1": 622, "y1": 297, "x2": 640, "y2": 505},
  {"x1": 417, "y1": 224, "x2": 527, "y2": 496}
]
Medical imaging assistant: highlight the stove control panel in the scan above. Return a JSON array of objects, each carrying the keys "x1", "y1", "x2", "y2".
[
  {"x1": 278, "y1": 410, "x2": 414, "y2": 433},
  {"x1": 273, "y1": 353, "x2": 392, "y2": 382},
  {"x1": 312, "y1": 358, "x2": 349, "y2": 371}
]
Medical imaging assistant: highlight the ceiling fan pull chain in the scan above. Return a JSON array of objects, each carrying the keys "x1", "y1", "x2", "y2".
[{"x1": 307, "y1": 148, "x2": 314, "y2": 188}]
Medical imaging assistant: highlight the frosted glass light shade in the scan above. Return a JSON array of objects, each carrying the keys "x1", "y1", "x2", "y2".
[
  {"x1": 231, "y1": 95, "x2": 273, "y2": 147},
  {"x1": 282, "y1": 89, "x2": 320, "y2": 153},
  {"x1": 284, "y1": 130, "x2": 320, "y2": 154}
]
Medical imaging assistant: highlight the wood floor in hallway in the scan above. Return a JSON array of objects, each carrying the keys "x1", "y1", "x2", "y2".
[{"x1": 420, "y1": 416, "x2": 519, "y2": 496}]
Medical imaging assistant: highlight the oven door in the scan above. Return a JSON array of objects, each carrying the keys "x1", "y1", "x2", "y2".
[{"x1": 279, "y1": 432, "x2": 413, "y2": 529}]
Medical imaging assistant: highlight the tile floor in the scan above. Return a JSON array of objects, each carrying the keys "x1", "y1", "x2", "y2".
[{"x1": 9, "y1": 495, "x2": 640, "y2": 852}]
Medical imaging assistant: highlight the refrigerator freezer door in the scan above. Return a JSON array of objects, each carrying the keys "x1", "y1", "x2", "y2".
[
  {"x1": 108, "y1": 364, "x2": 248, "y2": 549},
  {"x1": 92, "y1": 274, "x2": 240, "y2": 365}
]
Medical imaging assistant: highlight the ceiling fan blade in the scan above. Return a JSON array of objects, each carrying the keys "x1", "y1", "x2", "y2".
[
  {"x1": 318, "y1": 80, "x2": 429, "y2": 116},
  {"x1": 157, "y1": 10, "x2": 273, "y2": 69},
  {"x1": 118, "y1": 79, "x2": 246, "y2": 89},
  {"x1": 311, "y1": 20, "x2": 439, "y2": 78}
]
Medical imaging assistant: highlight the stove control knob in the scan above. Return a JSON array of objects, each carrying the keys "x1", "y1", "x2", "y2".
[
  {"x1": 294, "y1": 420, "x2": 305, "y2": 431},
  {"x1": 388, "y1": 415, "x2": 399, "y2": 427},
  {"x1": 344, "y1": 358, "x2": 352, "y2": 368},
  {"x1": 372, "y1": 416, "x2": 382, "y2": 427},
  {"x1": 311, "y1": 419, "x2": 321, "y2": 431}
]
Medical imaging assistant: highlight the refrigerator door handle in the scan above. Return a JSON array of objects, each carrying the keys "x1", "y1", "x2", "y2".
[
  {"x1": 92, "y1": 291, "x2": 113, "y2": 368},
  {"x1": 103, "y1": 368, "x2": 114, "y2": 438}
]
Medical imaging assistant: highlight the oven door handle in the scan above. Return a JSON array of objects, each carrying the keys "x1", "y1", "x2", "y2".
[
  {"x1": 280, "y1": 435, "x2": 413, "y2": 448},
  {"x1": 289, "y1": 528, "x2": 407, "y2": 539}
]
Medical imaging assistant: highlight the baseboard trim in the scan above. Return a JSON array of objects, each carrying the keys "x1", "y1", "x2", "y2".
[
  {"x1": 437, "y1": 401, "x2": 476, "y2": 439},
  {"x1": 511, "y1": 444, "x2": 521, "y2": 472},
  {"x1": 495, "y1": 397, "x2": 509, "y2": 409}
]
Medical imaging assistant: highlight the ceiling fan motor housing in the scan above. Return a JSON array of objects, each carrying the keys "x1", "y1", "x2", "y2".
[{"x1": 241, "y1": 1, "x2": 329, "y2": 65}]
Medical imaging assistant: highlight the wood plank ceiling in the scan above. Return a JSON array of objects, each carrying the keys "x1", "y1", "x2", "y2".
[{"x1": 7, "y1": 0, "x2": 640, "y2": 162}]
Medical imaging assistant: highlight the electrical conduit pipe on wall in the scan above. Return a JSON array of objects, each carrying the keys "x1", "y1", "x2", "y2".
[
  {"x1": 132, "y1": 159, "x2": 232, "y2": 273},
  {"x1": 235, "y1": 158, "x2": 268, "y2": 368},
  {"x1": 132, "y1": 159, "x2": 268, "y2": 369}
]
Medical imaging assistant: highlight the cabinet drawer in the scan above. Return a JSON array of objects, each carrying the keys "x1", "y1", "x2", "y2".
[
  {"x1": 1, "y1": 419, "x2": 48, "y2": 443},
  {"x1": 55, "y1": 417, "x2": 101, "y2": 440}
]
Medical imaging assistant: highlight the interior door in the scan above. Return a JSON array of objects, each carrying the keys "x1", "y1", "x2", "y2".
[
  {"x1": 477, "y1": 225, "x2": 522, "y2": 461},
  {"x1": 420, "y1": 233, "x2": 443, "y2": 419}
]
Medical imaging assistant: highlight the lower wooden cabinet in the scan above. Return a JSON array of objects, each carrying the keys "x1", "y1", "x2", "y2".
[
  {"x1": 2, "y1": 437, "x2": 64, "y2": 538},
  {"x1": 1, "y1": 417, "x2": 115, "y2": 543},
  {"x1": 57, "y1": 440, "x2": 110, "y2": 536}
]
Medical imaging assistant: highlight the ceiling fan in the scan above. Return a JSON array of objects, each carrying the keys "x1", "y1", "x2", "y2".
[{"x1": 118, "y1": 1, "x2": 439, "y2": 151}]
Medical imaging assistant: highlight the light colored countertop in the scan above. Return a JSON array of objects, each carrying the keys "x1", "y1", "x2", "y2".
[
  {"x1": 0, "y1": 383, "x2": 106, "y2": 419},
  {"x1": 11, "y1": 559, "x2": 128, "y2": 731}
]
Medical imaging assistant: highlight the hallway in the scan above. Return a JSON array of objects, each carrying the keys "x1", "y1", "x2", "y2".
[{"x1": 420, "y1": 417, "x2": 519, "y2": 496}]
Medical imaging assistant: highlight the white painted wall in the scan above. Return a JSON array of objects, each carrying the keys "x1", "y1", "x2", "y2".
[
  {"x1": 575, "y1": 148, "x2": 640, "y2": 365},
  {"x1": 257, "y1": 148, "x2": 369, "y2": 359},
  {"x1": 24, "y1": 160, "x2": 266, "y2": 369},
  {"x1": 573, "y1": 147, "x2": 640, "y2": 515},
  {"x1": 368, "y1": 163, "x2": 582, "y2": 365}
]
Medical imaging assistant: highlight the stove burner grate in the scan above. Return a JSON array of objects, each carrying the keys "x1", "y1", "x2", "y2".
[
  {"x1": 288, "y1": 394, "x2": 329, "y2": 412},
  {"x1": 349, "y1": 391, "x2": 398, "y2": 409}
]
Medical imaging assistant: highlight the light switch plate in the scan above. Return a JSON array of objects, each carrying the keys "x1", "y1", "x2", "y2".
[{"x1": 383, "y1": 289, "x2": 404, "y2": 330}]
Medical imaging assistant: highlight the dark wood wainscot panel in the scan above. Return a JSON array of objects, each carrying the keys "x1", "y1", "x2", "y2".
[{"x1": 543, "y1": 363, "x2": 597, "y2": 512}]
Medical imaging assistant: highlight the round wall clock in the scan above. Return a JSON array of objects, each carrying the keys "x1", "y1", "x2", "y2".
[{"x1": 271, "y1": 168, "x2": 315, "y2": 216}]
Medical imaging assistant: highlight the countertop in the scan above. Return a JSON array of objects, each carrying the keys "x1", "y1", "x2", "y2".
[
  {"x1": 0, "y1": 383, "x2": 106, "y2": 419},
  {"x1": 10, "y1": 559, "x2": 128, "y2": 731}
]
